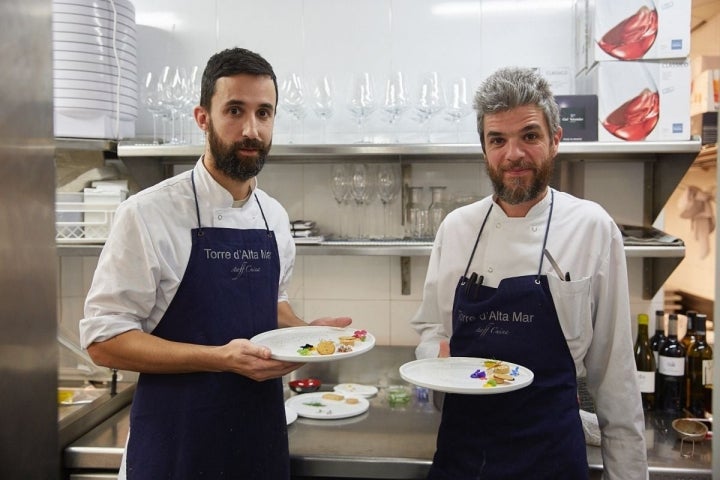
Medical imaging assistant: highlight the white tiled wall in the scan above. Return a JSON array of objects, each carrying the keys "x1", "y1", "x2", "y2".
[{"x1": 59, "y1": 0, "x2": 663, "y2": 350}]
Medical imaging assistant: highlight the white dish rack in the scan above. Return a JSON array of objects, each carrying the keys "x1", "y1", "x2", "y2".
[{"x1": 56, "y1": 191, "x2": 124, "y2": 243}]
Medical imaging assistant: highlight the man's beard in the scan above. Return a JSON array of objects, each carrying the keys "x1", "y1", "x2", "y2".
[
  {"x1": 207, "y1": 121, "x2": 271, "y2": 181},
  {"x1": 487, "y1": 158, "x2": 553, "y2": 205}
]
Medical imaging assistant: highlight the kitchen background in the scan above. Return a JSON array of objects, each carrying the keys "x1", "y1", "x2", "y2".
[{"x1": 56, "y1": 0, "x2": 718, "y2": 371}]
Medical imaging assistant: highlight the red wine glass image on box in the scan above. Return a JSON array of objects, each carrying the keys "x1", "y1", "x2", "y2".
[
  {"x1": 597, "y1": 2, "x2": 658, "y2": 60},
  {"x1": 601, "y1": 64, "x2": 659, "y2": 141}
]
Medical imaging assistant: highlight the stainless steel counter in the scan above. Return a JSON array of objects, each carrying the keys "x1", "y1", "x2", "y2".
[{"x1": 63, "y1": 347, "x2": 712, "y2": 479}]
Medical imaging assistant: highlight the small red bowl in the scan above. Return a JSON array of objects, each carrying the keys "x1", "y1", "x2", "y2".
[{"x1": 288, "y1": 378, "x2": 322, "y2": 394}]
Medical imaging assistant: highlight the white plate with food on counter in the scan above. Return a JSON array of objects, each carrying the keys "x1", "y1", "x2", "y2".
[
  {"x1": 250, "y1": 326, "x2": 375, "y2": 362},
  {"x1": 285, "y1": 392, "x2": 370, "y2": 420},
  {"x1": 399, "y1": 357, "x2": 534, "y2": 395}
]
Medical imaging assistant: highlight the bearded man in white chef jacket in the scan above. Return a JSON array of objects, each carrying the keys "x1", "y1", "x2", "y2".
[
  {"x1": 80, "y1": 47, "x2": 351, "y2": 480},
  {"x1": 411, "y1": 67, "x2": 647, "y2": 480}
]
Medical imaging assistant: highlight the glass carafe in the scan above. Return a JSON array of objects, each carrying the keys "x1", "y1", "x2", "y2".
[
  {"x1": 428, "y1": 186, "x2": 448, "y2": 237},
  {"x1": 406, "y1": 186, "x2": 428, "y2": 239}
]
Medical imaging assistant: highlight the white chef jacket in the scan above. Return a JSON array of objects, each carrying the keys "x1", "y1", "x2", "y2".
[
  {"x1": 411, "y1": 188, "x2": 648, "y2": 480},
  {"x1": 80, "y1": 157, "x2": 295, "y2": 348}
]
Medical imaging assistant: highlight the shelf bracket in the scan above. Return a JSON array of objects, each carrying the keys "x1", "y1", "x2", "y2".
[{"x1": 400, "y1": 256, "x2": 411, "y2": 295}]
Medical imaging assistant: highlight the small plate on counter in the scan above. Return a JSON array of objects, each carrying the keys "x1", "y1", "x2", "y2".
[
  {"x1": 399, "y1": 357, "x2": 533, "y2": 395},
  {"x1": 285, "y1": 405, "x2": 298, "y2": 425},
  {"x1": 333, "y1": 383, "x2": 378, "y2": 398},
  {"x1": 285, "y1": 392, "x2": 369, "y2": 420},
  {"x1": 250, "y1": 326, "x2": 374, "y2": 362}
]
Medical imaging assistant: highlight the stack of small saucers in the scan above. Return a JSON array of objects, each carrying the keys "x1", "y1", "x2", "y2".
[{"x1": 52, "y1": 0, "x2": 138, "y2": 138}]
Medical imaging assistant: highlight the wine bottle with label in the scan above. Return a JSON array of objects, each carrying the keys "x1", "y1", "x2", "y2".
[
  {"x1": 655, "y1": 314, "x2": 686, "y2": 415},
  {"x1": 687, "y1": 313, "x2": 713, "y2": 417},
  {"x1": 649, "y1": 310, "x2": 667, "y2": 365},
  {"x1": 680, "y1": 310, "x2": 697, "y2": 354},
  {"x1": 634, "y1": 313, "x2": 655, "y2": 410}
]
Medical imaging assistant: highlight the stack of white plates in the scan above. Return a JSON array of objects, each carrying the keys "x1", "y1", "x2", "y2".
[{"x1": 52, "y1": 0, "x2": 138, "y2": 139}]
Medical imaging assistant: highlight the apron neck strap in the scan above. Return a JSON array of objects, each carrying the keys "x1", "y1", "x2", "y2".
[
  {"x1": 536, "y1": 189, "x2": 555, "y2": 280},
  {"x1": 463, "y1": 204, "x2": 493, "y2": 278},
  {"x1": 191, "y1": 170, "x2": 203, "y2": 234}
]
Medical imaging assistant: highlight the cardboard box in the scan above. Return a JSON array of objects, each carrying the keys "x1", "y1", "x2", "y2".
[
  {"x1": 690, "y1": 69, "x2": 720, "y2": 116},
  {"x1": 691, "y1": 55, "x2": 720, "y2": 79},
  {"x1": 691, "y1": 112, "x2": 718, "y2": 145},
  {"x1": 589, "y1": 1, "x2": 690, "y2": 64},
  {"x1": 578, "y1": 60, "x2": 690, "y2": 142},
  {"x1": 555, "y1": 95, "x2": 598, "y2": 142}
]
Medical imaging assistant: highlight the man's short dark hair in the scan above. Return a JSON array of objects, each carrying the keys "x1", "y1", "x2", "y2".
[{"x1": 200, "y1": 47, "x2": 278, "y2": 110}]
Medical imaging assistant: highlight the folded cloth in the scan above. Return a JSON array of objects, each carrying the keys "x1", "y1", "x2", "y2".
[{"x1": 580, "y1": 409, "x2": 601, "y2": 446}]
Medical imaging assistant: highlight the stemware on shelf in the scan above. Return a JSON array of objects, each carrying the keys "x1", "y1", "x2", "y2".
[
  {"x1": 311, "y1": 75, "x2": 335, "y2": 143},
  {"x1": 428, "y1": 185, "x2": 449, "y2": 237},
  {"x1": 382, "y1": 72, "x2": 409, "y2": 143},
  {"x1": 376, "y1": 164, "x2": 400, "y2": 239},
  {"x1": 350, "y1": 163, "x2": 376, "y2": 239},
  {"x1": 348, "y1": 72, "x2": 377, "y2": 143},
  {"x1": 161, "y1": 66, "x2": 189, "y2": 144},
  {"x1": 183, "y1": 65, "x2": 201, "y2": 144},
  {"x1": 414, "y1": 72, "x2": 445, "y2": 143},
  {"x1": 329, "y1": 163, "x2": 352, "y2": 239},
  {"x1": 444, "y1": 77, "x2": 473, "y2": 143},
  {"x1": 279, "y1": 73, "x2": 306, "y2": 144},
  {"x1": 406, "y1": 186, "x2": 428, "y2": 239},
  {"x1": 140, "y1": 71, "x2": 165, "y2": 144}
]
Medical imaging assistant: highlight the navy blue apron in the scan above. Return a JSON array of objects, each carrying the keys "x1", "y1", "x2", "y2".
[
  {"x1": 428, "y1": 191, "x2": 588, "y2": 480},
  {"x1": 127, "y1": 172, "x2": 289, "y2": 479}
]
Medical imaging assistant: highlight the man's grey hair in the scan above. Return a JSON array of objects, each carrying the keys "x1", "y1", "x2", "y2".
[{"x1": 473, "y1": 67, "x2": 560, "y2": 150}]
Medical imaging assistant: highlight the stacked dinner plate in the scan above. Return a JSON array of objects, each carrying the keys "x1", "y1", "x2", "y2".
[{"x1": 52, "y1": 0, "x2": 138, "y2": 139}]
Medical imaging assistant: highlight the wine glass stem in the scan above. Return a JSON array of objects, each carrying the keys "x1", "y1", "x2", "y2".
[{"x1": 151, "y1": 114, "x2": 159, "y2": 145}]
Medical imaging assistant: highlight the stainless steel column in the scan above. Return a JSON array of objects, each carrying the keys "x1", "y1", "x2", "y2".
[{"x1": 0, "y1": 0, "x2": 57, "y2": 478}]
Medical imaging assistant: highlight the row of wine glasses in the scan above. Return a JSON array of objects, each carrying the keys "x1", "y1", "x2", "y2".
[
  {"x1": 280, "y1": 71, "x2": 474, "y2": 144},
  {"x1": 140, "y1": 66, "x2": 201, "y2": 145},
  {"x1": 330, "y1": 163, "x2": 401, "y2": 239}
]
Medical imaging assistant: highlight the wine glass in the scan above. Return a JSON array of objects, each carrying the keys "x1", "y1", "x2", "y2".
[
  {"x1": 182, "y1": 65, "x2": 200, "y2": 144},
  {"x1": 382, "y1": 72, "x2": 409, "y2": 143},
  {"x1": 348, "y1": 72, "x2": 377, "y2": 143},
  {"x1": 140, "y1": 71, "x2": 165, "y2": 144},
  {"x1": 312, "y1": 75, "x2": 334, "y2": 143},
  {"x1": 414, "y1": 72, "x2": 445, "y2": 143},
  {"x1": 376, "y1": 164, "x2": 400, "y2": 238},
  {"x1": 330, "y1": 164, "x2": 351, "y2": 238},
  {"x1": 279, "y1": 73, "x2": 306, "y2": 143},
  {"x1": 444, "y1": 76, "x2": 473, "y2": 143},
  {"x1": 161, "y1": 66, "x2": 188, "y2": 144},
  {"x1": 351, "y1": 164, "x2": 376, "y2": 238}
]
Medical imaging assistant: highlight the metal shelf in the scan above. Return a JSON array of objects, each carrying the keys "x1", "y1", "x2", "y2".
[
  {"x1": 57, "y1": 242, "x2": 684, "y2": 258},
  {"x1": 117, "y1": 139, "x2": 701, "y2": 161}
]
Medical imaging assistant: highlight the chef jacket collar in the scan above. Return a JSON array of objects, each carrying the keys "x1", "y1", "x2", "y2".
[
  {"x1": 195, "y1": 156, "x2": 258, "y2": 208},
  {"x1": 491, "y1": 187, "x2": 552, "y2": 220}
]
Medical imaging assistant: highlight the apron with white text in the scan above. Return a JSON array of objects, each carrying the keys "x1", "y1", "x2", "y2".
[
  {"x1": 127, "y1": 172, "x2": 289, "y2": 479},
  {"x1": 428, "y1": 192, "x2": 587, "y2": 480}
]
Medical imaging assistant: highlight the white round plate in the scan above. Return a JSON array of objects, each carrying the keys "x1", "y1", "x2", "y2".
[
  {"x1": 54, "y1": 78, "x2": 138, "y2": 95},
  {"x1": 54, "y1": 87, "x2": 137, "y2": 104},
  {"x1": 333, "y1": 383, "x2": 378, "y2": 398},
  {"x1": 53, "y1": 31, "x2": 137, "y2": 48},
  {"x1": 250, "y1": 326, "x2": 375, "y2": 363},
  {"x1": 285, "y1": 392, "x2": 369, "y2": 419},
  {"x1": 53, "y1": 68, "x2": 134, "y2": 85},
  {"x1": 285, "y1": 405, "x2": 298, "y2": 425},
  {"x1": 399, "y1": 357, "x2": 534, "y2": 395},
  {"x1": 53, "y1": 2, "x2": 135, "y2": 21},
  {"x1": 53, "y1": 40, "x2": 137, "y2": 57}
]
